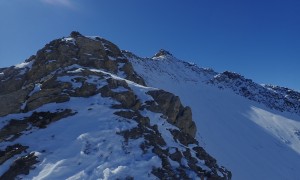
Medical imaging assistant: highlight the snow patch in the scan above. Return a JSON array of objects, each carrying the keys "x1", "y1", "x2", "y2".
[
  {"x1": 62, "y1": 37, "x2": 76, "y2": 45},
  {"x1": 14, "y1": 61, "x2": 34, "y2": 69},
  {"x1": 86, "y1": 36, "x2": 102, "y2": 41},
  {"x1": 67, "y1": 68, "x2": 84, "y2": 74}
]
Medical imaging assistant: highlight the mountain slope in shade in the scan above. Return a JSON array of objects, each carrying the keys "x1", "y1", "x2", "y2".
[
  {"x1": 126, "y1": 50, "x2": 300, "y2": 180},
  {"x1": 0, "y1": 32, "x2": 231, "y2": 179}
]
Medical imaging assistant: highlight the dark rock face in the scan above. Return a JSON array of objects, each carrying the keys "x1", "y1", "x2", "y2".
[
  {"x1": 99, "y1": 78, "x2": 140, "y2": 110},
  {"x1": 153, "y1": 49, "x2": 173, "y2": 58},
  {"x1": 146, "y1": 90, "x2": 197, "y2": 137},
  {"x1": 24, "y1": 32, "x2": 145, "y2": 86},
  {"x1": 0, "y1": 153, "x2": 38, "y2": 180},
  {"x1": 0, "y1": 86, "x2": 34, "y2": 116},
  {"x1": 0, "y1": 33, "x2": 145, "y2": 117},
  {"x1": 0, "y1": 144, "x2": 28, "y2": 165},
  {"x1": 25, "y1": 89, "x2": 70, "y2": 112}
]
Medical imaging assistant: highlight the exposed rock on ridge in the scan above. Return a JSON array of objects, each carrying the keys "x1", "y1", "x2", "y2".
[
  {"x1": 153, "y1": 49, "x2": 173, "y2": 58},
  {"x1": 209, "y1": 71, "x2": 300, "y2": 115},
  {"x1": 146, "y1": 90, "x2": 196, "y2": 137}
]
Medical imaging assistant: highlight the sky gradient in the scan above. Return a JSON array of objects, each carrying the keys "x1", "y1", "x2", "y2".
[{"x1": 0, "y1": 0, "x2": 299, "y2": 90}]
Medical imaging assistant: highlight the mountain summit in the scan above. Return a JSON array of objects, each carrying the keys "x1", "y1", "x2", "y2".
[
  {"x1": 0, "y1": 32, "x2": 232, "y2": 179},
  {"x1": 153, "y1": 49, "x2": 173, "y2": 58}
]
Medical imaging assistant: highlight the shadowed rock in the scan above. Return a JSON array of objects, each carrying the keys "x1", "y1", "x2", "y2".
[{"x1": 146, "y1": 90, "x2": 197, "y2": 137}]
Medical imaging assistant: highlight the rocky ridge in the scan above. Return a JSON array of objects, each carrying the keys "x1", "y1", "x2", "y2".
[
  {"x1": 125, "y1": 48, "x2": 300, "y2": 180},
  {"x1": 209, "y1": 71, "x2": 300, "y2": 115},
  {"x1": 125, "y1": 51, "x2": 300, "y2": 116},
  {"x1": 0, "y1": 32, "x2": 231, "y2": 179}
]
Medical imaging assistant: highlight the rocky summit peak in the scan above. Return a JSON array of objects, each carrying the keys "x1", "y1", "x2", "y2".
[
  {"x1": 70, "y1": 31, "x2": 83, "y2": 38},
  {"x1": 153, "y1": 49, "x2": 173, "y2": 58}
]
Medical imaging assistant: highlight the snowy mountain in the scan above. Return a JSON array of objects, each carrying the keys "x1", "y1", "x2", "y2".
[
  {"x1": 1, "y1": 32, "x2": 300, "y2": 180},
  {"x1": 126, "y1": 49, "x2": 300, "y2": 180},
  {"x1": 0, "y1": 32, "x2": 231, "y2": 179}
]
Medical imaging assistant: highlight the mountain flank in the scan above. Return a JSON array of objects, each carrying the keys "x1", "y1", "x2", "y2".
[{"x1": 0, "y1": 32, "x2": 231, "y2": 179}]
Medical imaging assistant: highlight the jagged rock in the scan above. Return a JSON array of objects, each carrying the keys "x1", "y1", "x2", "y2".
[
  {"x1": 99, "y1": 37, "x2": 124, "y2": 58},
  {"x1": 0, "y1": 144, "x2": 28, "y2": 165},
  {"x1": 107, "y1": 78, "x2": 129, "y2": 90},
  {"x1": 0, "y1": 85, "x2": 34, "y2": 117},
  {"x1": 176, "y1": 107, "x2": 197, "y2": 137},
  {"x1": 70, "y1": 31, "x2": 82, "y2": 38},
  {"x1": 99, "y1": 78, "x2": 140, "y2": 110},
  {"x1": 114, "y1": 111, "x2": 150, "y2": 125},
  {"x1": 120, "y1": 62, "x2": 146, "y2": 86},
  {"x1": 146, "y1": 90, "x2": 197, "y2": 137},
  {"x1": 154, "y1": 49, "x2": 173, "y2": 58},
  {"x1": 0, "y1": 67, "x2": 28, "y2": 95},
  {"x1": 169, "y1": 129, "x2": 197, "y2": 146},
  {"x1": 26, "y1": 109, "x2": 75, "y2": 128},
  {"x1": 76, "y1": 36, "x2": 108, "y2": 59},
  {"x1": 0, "y1": 120, "x2": 28, "y2": 142},
  {"x1": 100, "y1": 86, "x2": 138, "y2": 109},
  {"x1": 72, "y1": 83, "x2": 98, "y2": 97},
  {"x1": 0, "y1": 152, "x2": 38, "y2": 180},
  {"x1": 41, "y1": 76, "x2": 72, "y2": 90},
  {"x1": 25, "y1": 88, "x2": 70, "y2": 111},
  {"x1": 27, "y1": 33, "x2": 144, "y2": 86},
  {"x1": 146, "y1": 90, "x2": 182, "y2": 121},
  {"x1": 168, "y1": 148, "x2": 182, "y2": 163},
  {"x1": 222, "y1": 71, "x2": 242, "y2": 80}
]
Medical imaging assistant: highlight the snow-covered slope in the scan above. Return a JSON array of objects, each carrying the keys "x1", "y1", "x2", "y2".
[{"x1": 127, "y1": 50, "x2": 300, "y2": 180}]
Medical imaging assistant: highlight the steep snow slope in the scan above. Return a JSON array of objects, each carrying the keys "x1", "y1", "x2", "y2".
[{"x1": 127, "y1": 51, "x2": 300, "y2": 180}]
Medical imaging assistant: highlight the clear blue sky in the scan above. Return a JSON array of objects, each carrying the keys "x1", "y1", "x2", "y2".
[{"x1": 0, "y1": 0, "x2": 299, "y2": 91}]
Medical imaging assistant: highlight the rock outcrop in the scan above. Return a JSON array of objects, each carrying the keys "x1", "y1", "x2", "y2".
[
  {"x1": 153, "y1": 49, "x2": 173, "y2": 58},
  {"x1": 146, "y1": 90, "x2": 196, "y2": 137},
  {"x1": 0, "y1": 153, "x2": 38, "y2": 180}
]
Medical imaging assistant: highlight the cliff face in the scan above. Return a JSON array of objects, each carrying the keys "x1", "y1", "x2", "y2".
[{"x1": 0, "y1": 32, "x2": 231, "y2": 179}]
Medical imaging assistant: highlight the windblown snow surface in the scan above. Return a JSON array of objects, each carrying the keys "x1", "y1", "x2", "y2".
[{"x1": 128, "y1": 53, "x2": 300, "y2": 180}]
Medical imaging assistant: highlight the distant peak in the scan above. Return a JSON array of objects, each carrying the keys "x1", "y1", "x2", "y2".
[
  {"x1": 153, "y1": 49, "x2": 173, "y2": 58},
  {"x1": 70, "y1": 31, "x2": 83, "y2": 38}
]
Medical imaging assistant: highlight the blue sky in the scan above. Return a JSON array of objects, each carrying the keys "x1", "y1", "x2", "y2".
[{"x1": 0, "y1": 0, "x2": 299, "y2": 90}]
